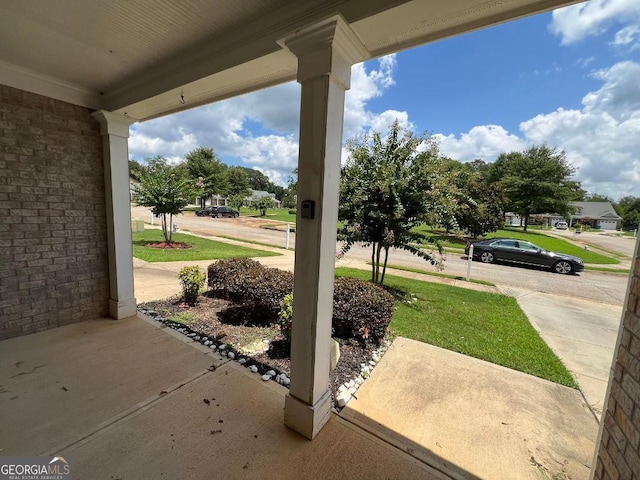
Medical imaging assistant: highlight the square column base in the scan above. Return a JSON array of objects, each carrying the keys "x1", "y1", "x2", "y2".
[
  {"x1": 284, "y1": 389, "x2": 332, "y2": 439},
  {"x1": 109, "y1": 297, "x2": 137, "y2": 319}
]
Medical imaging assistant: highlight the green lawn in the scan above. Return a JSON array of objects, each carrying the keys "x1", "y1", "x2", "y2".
[
  {"x1": 240, "y1": 207, "x2": 296, "y2": 223},
  {"x1": 132, "y1": 230, "x2": 280, "y2": 262},
  {"x1": 336, "y1": 267, "x2": 578, "y2": 388},
  {"x1": 378, "y1": 263, "x2": 495, "y2": 286},
  {"x1": 412, "y1": 225, "x2": 619, "y2": 264}
]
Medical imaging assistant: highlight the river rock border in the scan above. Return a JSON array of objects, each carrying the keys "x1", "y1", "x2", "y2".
[{"x1": 138, "y1": 306, "x2": 390, "y2": 410}]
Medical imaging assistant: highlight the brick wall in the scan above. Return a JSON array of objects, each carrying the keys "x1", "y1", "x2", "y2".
[
  {"x1": 0, "y1": 85, "x2": 109, "y2": 339},
  {"x1": 594, "y1": 241, "x2": 640, "y2": 479}
]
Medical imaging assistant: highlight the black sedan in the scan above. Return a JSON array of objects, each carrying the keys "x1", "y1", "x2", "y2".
[
  {"x1": 211, "y1": 206, "x2": 239, "y2": 218},
  {"x1": 195, "y1": 206, "x2": 215, "y2": 216},
  {"x1": 465, "y1": 238, "x2": 584, "y2": 274}
]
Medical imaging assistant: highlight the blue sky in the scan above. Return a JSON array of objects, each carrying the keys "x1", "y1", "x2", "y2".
[{"x1": 130, "y1": 0, "x2": 640, "y2": 200}]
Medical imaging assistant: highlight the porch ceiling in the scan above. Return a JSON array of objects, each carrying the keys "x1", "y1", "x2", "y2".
[{"x1": 0, "y1": 0, "x2": 580, "y2": 121}]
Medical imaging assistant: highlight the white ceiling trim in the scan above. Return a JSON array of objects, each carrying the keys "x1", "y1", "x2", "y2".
[{"x1": 0, "y1": 60, "x2": 103, "y2": 109}]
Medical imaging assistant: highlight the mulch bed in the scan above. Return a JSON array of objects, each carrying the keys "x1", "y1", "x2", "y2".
[
  {"x1": 145, "y1": 242, "x2": 192, "y2": 249},
  {"x1": 139, "y1": 293, "x2": 379, "y2": 391}
]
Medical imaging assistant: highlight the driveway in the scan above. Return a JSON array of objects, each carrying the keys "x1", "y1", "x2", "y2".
[
  {"x1": 549, "y1": 228, "x2": 637, "y2": 258},
  {"x1": 499, "y1": 287, "x2": 621, "y2": 417}
]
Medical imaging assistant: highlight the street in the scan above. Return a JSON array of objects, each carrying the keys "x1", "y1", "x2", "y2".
[{"x1": 132, "y1": 206, "x2": 630, "y2": 305}]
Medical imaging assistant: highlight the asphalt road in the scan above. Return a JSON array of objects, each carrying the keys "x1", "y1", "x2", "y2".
[{"x1": 131, "y1": 206, "x2": 629, "y2": 305}]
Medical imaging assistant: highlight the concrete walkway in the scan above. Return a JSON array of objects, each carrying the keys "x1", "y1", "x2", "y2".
[
  {"x1": 500, "y1": 287, "x2": 622, "y2": 418},
  {"x1": 341, "y1": 338, "x2": 598, "y2": 480}
]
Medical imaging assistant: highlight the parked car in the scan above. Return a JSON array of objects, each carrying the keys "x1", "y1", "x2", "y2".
[
  {"x1": 195, "y1": 206, "x2": 216, "y2": 217},
  {"x1": 211, "y1": 206, "x2": 240, "y2": 218},
  {"x1": 555, "y1": 221, "x2": 568, "y2": 230},
  {"x1": 465, "y1": 238, "x2": 584, "y2": 274}
]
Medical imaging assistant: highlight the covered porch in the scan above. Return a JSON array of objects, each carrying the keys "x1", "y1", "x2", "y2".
[
  {"x1": 1, "y1": 1, "x2": 638, "y2": 479},
  {"x1": 1, "y1": 310, "x2": 598, "y2": 479}
]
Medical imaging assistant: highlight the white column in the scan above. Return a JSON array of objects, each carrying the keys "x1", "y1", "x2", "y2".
[
  {"x1": 280, "y1": 17, "x2": 368, "y2": 439},
  {"x1": 92, "y1": 111, "x2": 137, "y2": 319}
]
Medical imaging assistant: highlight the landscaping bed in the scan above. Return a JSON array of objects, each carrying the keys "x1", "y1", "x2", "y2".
[{"x1": 138, "y1": 293, "x2": 386, "y2": 403}]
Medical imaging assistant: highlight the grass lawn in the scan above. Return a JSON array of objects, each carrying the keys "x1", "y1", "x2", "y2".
[
  {"x1": 336, "y1": 267, "x2": 578, "y2": 388},
  {"x1": 132, "y1": 230, "x2": 281, "y2": 262},
  {"x1": 375, "y1": 263, "x2": 495, "y2": 286},
  {"x1": 240, "y1": 207, "x2": 296, "y2": 223}
]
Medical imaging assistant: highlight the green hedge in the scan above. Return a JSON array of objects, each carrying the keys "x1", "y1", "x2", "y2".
[{"x1": 207, "y1": 259, "x2": 395, "y2": 343}]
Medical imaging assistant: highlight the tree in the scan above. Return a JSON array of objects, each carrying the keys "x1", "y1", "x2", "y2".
[
  {"x1": 227, "y1": 167, "x2": 252, "y2": 198},
  {"x1": 184, "y1": 147, "x2": 228, "y2": 207},
  {"x1": 454, "y1": 168, "x2": 506, "y2": 237},
  {"x1": 237, "y1": 166, "x2": 271, "y2": 191},
  {"x1": 227, "y1": 193, "x2": 246, "y2": 212},
  {"x1": 616, "y1": 196, "x2": 640, "y2": 230},
  {"x1": 128, "y1": 159, "x2": 146, "y2": 182},
  {"x1": 489, "y1": 145, "x2": 583, "y2": 231},
  {"x1": 132, "y1": 160, "x2": 197, "y2": 243},
  {"x1": 584, "y1": 192, "x2": 613, "y2": 203},
  {"x1": 338, "y1": 120, "x2": 452, "y2": 286},
  {"x1": 252, "y1": 196, "x2": 276, "y2": 217}
]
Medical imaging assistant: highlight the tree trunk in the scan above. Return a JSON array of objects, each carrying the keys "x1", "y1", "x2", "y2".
[
  {"x1": 380, "y1": 246, "x2": 390, "y2": 286},
  {"x1": 161, "y1": 213, "x2": 170, "y2": 243},
  {"x1": 371, "y1": 243, "x2": 376, "y2": 283},
  {"x1": 375, "y1": 243, "x2": 383, "y2": 284},
  {"x1": 523, "y1": 211, "x2": 529, "y2": 232}
]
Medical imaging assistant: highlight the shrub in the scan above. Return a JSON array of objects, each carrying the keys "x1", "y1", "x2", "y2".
[
  {"x1": 332, "y1": 277, "x2": 395, "y2": 344},
  {"x1": 278, "y1": 293, "x2": 294, "y2": 342},
  {"x1": 244, "y1": 267, "x2": 294, "y2": 321},
  {"x1": 208, "y1": 259, "x2": 293, "y2": 325},
  {"x1": 178, "y1": 265, "x2": 206, "y2": 306},
  {"x1": 288, "y1": 209, "x2": 297, "y2": 215},
  {"x1": 207, "y1": 258, "x2": 264, "y2": 300}
]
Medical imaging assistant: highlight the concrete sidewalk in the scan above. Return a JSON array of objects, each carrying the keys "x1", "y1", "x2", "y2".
[
  {"x1": 501, "y1": 287, "x2": 621, "y2": 417},
  {"x1": 341, "y1": 338, "x2": 598, "y2": 480}
]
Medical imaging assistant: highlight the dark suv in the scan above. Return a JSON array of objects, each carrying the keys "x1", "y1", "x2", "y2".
[{"x1": 211, "y1": 206, "x2": 239, "y2": 218}]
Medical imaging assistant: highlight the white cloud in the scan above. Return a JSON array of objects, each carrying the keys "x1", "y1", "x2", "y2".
[
  {"x1": 550, "y1": 0, "x2": 640, "y2": 45},
  {"x1": 611, "y1": 24, "x2": 640, "y2": 51},
  {"x1": 129, "y1": 55, "x2": 409, "y2": 186},
  {"x1": 519, "y1": 60, "x2": 640, "y2": 198},
  {"x1": 431, "y1": 60, "x2": 640, "y2": 199},
  {"x1": 434, "y1": 125, "x2": 526, "y2": 162}
]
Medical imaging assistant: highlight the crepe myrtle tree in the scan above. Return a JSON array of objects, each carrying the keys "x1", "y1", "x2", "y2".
[
  {"x1": 133, "y1": 158, "x2": 199, "y2": 243},
  {"x1": 252, "y1": 196, "x2": 276, "y2": 217},
  {"x1": 338, "y1": 120, "x2": 459, "y2": 286}
]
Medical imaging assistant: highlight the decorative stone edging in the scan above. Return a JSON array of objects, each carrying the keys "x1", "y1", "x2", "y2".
[{"x1": 138, "y1": 307, "x2": 390, "y2": 409}]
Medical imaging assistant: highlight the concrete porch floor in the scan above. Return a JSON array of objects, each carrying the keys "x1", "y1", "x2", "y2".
[
  {"x1": 0, "y1": 314, "x2": 447, "y2": 479},
  {"x1": 0, "y1": 312, "x2": 599, "y2": 479}
]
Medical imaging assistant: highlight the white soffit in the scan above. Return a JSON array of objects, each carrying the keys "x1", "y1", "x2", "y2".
[{"x1": 0, "y1": 0, "x2": 581, "y2": 120}]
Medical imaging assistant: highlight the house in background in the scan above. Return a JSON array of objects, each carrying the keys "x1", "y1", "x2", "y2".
[
  {"x1": 569, "y1": 201, "x2": 621, "y2": 230},
  {"x1": 246, "y1": 189, "x2": 281, "y2": 208},
  {"x1": 505, "y1": 201, "x2": 622, "y2": 230}
]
